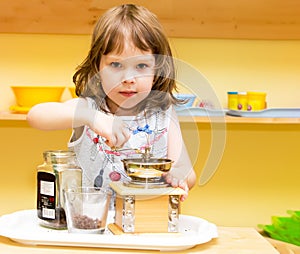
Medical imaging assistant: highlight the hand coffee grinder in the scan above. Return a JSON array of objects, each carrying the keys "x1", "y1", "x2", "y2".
[{"x1": 109, "y1": 147, "x2": 186, "y2": 234}]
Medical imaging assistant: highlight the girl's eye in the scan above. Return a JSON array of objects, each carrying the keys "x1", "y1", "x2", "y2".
[
  {"x1": 110, "y1": 62, "x2": 122, "y2": 68},
  {"x1": 136, "y1": 63, "x2": 148, "y2": 69}
]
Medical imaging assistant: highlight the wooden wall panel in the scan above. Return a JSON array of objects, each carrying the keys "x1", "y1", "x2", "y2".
[{"x1": 0, "y1": 0, "x2": 299, "y2": 39}]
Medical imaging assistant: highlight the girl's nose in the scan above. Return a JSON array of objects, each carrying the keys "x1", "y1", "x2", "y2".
[
  {"x1": 122, "y1": 76, "x2": 135, "y2": 84},
  {"x1": 122, "y1": 69, "x2": 136, "y2": 85}
]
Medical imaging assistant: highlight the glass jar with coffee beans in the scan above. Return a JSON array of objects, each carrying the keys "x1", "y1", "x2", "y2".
[{"x1": 37, "y1": 150, "x2": 82, "y2": 229}]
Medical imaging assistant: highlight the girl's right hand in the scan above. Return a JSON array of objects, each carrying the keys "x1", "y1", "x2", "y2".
[{"x1": 90, "y1": 111, "x2": 131, "y2": 148}]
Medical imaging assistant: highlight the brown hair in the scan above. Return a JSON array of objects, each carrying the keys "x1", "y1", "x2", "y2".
[{"x1": 73, "y1": 4, "x2": 179, "y2": 113}]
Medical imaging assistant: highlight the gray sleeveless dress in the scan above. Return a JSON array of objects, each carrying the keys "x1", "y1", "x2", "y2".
[{"x1": 68, "y1": 97, "x2": 172, "y2": 189}]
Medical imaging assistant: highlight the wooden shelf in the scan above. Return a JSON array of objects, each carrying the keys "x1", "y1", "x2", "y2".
[
  {"x1": 0, "y1": 111, "x2": 27, "y2": 121},
  {"x1": 1, "y1": 111, "x2": 300, "y2": 124},
  {"x1": 0, "y1": 0, "x2": 300, "y2": 39}
]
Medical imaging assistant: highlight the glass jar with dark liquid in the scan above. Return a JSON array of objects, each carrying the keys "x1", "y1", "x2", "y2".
[{"x1": 37, "y1": 150, "x2": 82, "y2": 229}]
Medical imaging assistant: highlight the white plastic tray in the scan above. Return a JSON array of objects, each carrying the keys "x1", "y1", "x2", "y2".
[{"x1": 0, "y1": 210, "x2": 218, "y2": 251}]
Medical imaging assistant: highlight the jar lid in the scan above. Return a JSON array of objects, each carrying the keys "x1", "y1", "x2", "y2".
[
  {"x1": 247, "y1": 91, "x2": 266, "y2": 95},
  {"x1": 43, "y1": 150, "x2": 75, "y2": 158}
]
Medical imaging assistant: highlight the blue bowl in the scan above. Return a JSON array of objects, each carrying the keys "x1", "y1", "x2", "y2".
[{"x1": 174, "y1": 94, "x2": 196, "y2": 109}]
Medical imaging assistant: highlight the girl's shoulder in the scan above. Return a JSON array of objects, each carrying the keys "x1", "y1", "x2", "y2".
[
  {"x1": 86, "y1": 97, "x2": 98, "y2": 109},
  {"x1": 86, "y1": 97, "x2": 107, "y2": 112}
]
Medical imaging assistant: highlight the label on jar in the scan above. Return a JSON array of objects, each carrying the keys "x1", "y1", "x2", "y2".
[{"x1": 37, "y1": 172, "x2": 56, "y2": 220}]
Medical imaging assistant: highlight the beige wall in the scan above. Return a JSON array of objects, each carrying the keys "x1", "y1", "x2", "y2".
[
  {"x1": 1, "y1": 34, "x2": 300, "y2": 227},
  {"x1": 170, "y1": 38, "x2": 300, "y2": 108},
  {"x1": 181, "y1": 122, "x2": 300, "y2": 226},
  {"x1": 1, "y1": 34, "x2": 300, "y2": 110}
]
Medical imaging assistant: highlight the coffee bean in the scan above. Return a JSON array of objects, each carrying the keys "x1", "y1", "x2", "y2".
[{"x1": 72, "y1": 214, "x2": 102, "y2": 229}]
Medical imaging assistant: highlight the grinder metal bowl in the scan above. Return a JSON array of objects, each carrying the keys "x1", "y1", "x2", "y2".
[{"x1": 122, "y1": 158, "x2": 173, "y2": 183}]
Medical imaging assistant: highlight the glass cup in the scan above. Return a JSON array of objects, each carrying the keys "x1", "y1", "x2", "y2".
[{"x1": 64, "y1": 187, "x2": 112, "y2": 234}]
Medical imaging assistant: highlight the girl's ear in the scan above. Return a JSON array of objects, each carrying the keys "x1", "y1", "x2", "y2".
[{"x1": 95, "y1": 73, "x2": 102, "y2": 87}]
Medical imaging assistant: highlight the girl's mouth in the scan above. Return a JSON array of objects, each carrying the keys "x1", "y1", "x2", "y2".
[{"x1": 119, "y1": 91, "x2": 137, "y2": 97}]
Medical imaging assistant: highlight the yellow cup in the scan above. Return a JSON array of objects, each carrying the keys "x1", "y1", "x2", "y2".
[
  {"x1": 247, "y1": 92, "x2": 267, "y2": 111},
  {"x1": 227, "y1": 92, "x2": 238, "y2": 110},
  {"x1": 237, "y1": 92, "x2": 247, "y2": 110}
]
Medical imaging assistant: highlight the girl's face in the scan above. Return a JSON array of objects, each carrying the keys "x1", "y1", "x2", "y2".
[{"x1": 99, "y1": 42, "x2": 155, "y2": 114}]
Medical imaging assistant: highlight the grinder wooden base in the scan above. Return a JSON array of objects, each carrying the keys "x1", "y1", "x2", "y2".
[{"x1": 109, "y1": 182, "x2": 186, "y2": 234}]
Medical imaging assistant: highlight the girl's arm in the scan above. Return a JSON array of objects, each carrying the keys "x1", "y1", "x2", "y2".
[
  {"x1": 27, "y1": 98, "x2": 85, "y2": 130},
  {"x1": 27, "y1": 98, "x2": 130, "y2": 147},
  {"x1": 165, "y1": 108, "x2": 196, "y2": 198}
]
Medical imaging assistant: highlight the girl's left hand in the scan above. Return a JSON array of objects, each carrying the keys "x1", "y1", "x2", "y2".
[{"x1": 162, "y1": 172, "x2": 189, "y2": 202}]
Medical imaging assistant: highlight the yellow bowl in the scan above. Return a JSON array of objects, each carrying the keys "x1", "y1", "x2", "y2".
[
  {"x1": 9, "y1": 105, "x2": 31, "y2": 114},
  {"x1": 68, "y1": 87, "x2": 77, "y2": 98},
  {"x1": 11, "y1": 86, "x2": 66, "y2": 107}
]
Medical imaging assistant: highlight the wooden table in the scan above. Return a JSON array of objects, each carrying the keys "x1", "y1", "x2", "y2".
[{"x1": 0, "y1": 227, "x2": 279, "y2": 253}]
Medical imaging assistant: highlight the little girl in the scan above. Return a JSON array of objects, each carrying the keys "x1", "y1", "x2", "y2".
[{"x1": 27, "y1": 4, "x2": 196, "y2": 200}]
